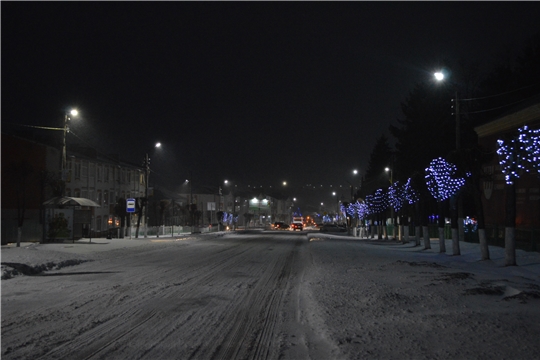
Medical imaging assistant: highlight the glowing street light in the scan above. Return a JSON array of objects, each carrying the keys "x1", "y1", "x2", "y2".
[
  {"x1": 385, "y1": 167, "x2": 393, "y2": 184},
  {"x1": 61, "y1": 108, "x2": 78, "y2": 188},
  {"x1": 142, "y1": 142, "x2": 162, "y2": 238}
]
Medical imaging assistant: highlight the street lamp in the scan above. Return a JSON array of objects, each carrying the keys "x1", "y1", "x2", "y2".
[
  {"x1": 385, "y1": 167, "x2": 393, "y2": 184},
  {"x1": 385, "y1": 167, "x2": 395, "y2": 239},
  {"x1": 61, "y1": 109, "x2": 78, "y2": 190},
  {"x1": 435, "y1": 70, "x2": 464, "y2": 253},
  {"x1": 434, "y1": 71, "x2": 460, "y2": 150},
  {"x1": 143, "y1": 142, "x2": 161, "y2": 238}
]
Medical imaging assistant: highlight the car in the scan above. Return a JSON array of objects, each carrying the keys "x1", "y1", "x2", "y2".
[
  {"x1": 319, "y1": 223, "x2": 347, "y2": 233},
  {"x1": 290, "y1": 223, "x2": 303, "y2": 231},
  {"x1": 272, "y1": 222, "x2": 289, "y2": 230}
]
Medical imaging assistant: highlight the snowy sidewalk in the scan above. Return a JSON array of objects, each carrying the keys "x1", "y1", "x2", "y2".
[{"x1": 307, "y1": 232, "x2": 540, "y2": 282}]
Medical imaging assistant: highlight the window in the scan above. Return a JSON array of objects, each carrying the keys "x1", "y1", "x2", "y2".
[
  {"x1": 97, "y1": 190, "x2": 102, "y2": 205},
  {"x1": 75, "y1": 161, "x2": 81, "y2": 180},
  {"x1": 66, "y1": 160, "x2": 72, "y2": 183},
  {"x1": 97, "y1": 165, "x2": 102, "y2": 182},
  {"x1": 66, "y1": 188, "x2": 71, "y2": 197},
  {"x1": 89, "y1": 163, "x2": 95, "y2": 182},
  {"x1": 104, "y1": 190, "x2": 109, "y2": 206},
  {"x1": 110, "y1": 191, "x2": 116, "y2": 204},
  {"x1": 96, "y1": 216, "x2": 102, "y2": 232},
  {"x1": 127, "y1": 170, "x2": 131, "y2": 184},
  {"x1": 74, "y1": 188, "x2": 81, "y2": 197},
  {"x1": 81, "y1": 161, "x2": 88, "y2": 178}
]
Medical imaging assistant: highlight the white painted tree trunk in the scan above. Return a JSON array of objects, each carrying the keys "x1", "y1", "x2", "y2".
[
  {"x1": 452, "y1": 228, "x2": 460, "y2": 255},
  {"x1": 438, "y1": 227, "x2": 446, "y2": 253},
  {"x1": 17, "y1": 227, "x2": 22, "y2": 247},
  {"x1": 458, "y1": 216, "x2": 465, "y2": 244},
  {"x1": 505, "y1": 227, "x2": 516, "y2": 266},
  {"x1": 478, "y1": 228, "x2": 489, "y2": 260},
  {"x1": 403, "y1": 226, "x2": 409, "y2": 244},
  {"x1": 423, "y1": 226, "x2": 431, "y2": 249},
  {"x1": 415, "y1": 226, "x2": 421, "y2": 246}
]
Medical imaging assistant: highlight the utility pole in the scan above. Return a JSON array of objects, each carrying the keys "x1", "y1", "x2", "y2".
[{"x1": 144, "y1": 153, "x2": 149, "y2": 238}]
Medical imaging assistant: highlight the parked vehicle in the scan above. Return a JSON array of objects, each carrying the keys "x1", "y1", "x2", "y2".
[
  {"x1": 272, "y1": 222, "x2": 289, "y2": 230},
  {"x1": 290, "y1": 223, "x2": 303, "y2": 231}
]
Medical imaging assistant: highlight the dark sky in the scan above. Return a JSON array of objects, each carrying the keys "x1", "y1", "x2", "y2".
[{"x1": 3, "y1": 2, "x2": 540, "y2": 206}]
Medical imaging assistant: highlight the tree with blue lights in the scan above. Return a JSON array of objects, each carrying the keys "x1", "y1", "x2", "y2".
[
  {"x1": 497, "y1": 125, "x2": 540, "y2": 266},
  {"x1": 425, "y1": 157, "x2": 466, "y2": 252}
]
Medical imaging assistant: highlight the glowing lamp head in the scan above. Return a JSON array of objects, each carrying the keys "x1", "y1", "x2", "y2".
[
  {"x1": 434, "y1": 72, "x2": 445, "y2": 81},
  {"x1": 70, "y1": 109, "x2": 78, "y2": 116}
]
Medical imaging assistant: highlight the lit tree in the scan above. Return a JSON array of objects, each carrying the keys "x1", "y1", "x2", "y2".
[
  {"x1": 497, "y1": 125, "x2": 540, "y2": 266},
  {"x1": 425, "y1": 157, "x2": 466, "y2": 252},
  {"x1": 425, "y1": 157, "x2": 466, "y2": 201},
  {"x1": 399, "y1": 178, "x2": 419, "y2": 243},
  {"x1": 388, "y1": 181, "x2": 405, "y2": 242}
]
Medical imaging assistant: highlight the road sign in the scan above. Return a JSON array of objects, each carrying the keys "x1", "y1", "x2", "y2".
[{"x1": 126, "y1": 198, "x2": 136, "y2": 213}]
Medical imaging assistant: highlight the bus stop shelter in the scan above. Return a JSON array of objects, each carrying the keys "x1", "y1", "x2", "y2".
[{"x1": 43, "y1": 196, "x2": 100, "y2": 242}]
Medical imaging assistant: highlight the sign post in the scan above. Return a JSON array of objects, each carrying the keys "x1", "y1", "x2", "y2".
[{"x1": 127, "y1": 198, "x2": 136, "y2": 239}]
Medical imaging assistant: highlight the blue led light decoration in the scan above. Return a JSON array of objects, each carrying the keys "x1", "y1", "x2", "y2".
[
  {"x1": 348, "y1": 203, "x2": 356, "y2": 217},
  {"x1": 404, "y1": 178, "x2": 419, "y2": 205},
  {"x1": 497, "y1": 125, "x2": 540, "y2": 184},
  {"x1": 425, "y1": 157, "x2": 466, "y2": 201},
  {"x1": 371, "y1": 188, "x2": 388, "y2": 214},
  {"x1": 364, "y1": 195, "x2": 376, "y2": 215},
  {"x1": 388, "y1": 181, "x2": 405, "y2": 212},
  {"x1": 355, "y1": 201, "x2": 370, "y2": 220}
]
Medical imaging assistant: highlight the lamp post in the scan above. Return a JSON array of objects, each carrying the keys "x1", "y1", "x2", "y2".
[
  {"x1": 61, "y1": 109, "x2": 78, "y2": 193},
  {"x1": 435, "y1": 71, "x2": 464, "y2": 254},
  {"x1": 385, "y1": 167, "x2": 395, "y2": 239},
  {"x1": 143, "y1": 142, "x2": 161, "y2": 238}
]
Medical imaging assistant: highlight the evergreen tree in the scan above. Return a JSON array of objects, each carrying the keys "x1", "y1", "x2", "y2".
[{"x1": 363, "y1": 134, "x2": 393, "y2": 195}]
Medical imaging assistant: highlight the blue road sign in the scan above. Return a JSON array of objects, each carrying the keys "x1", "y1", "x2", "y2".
[{"x1": 126, "y1": 198, "x2": 136, "y2": 213}]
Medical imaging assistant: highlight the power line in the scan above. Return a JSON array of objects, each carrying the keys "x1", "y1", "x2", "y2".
[
  {"x1": 458, "y1": 93, "x2": 540, "y2": 115},
  {"x1": 460, "y1": 82, "x2": 540, "y2": 102},
  {"x1": 3, "y1": 122, "x2": 63, "y2": 131}
]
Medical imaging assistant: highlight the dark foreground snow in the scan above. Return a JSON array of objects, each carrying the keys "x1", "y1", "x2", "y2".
[{"x1": 2, "y1": 231, "x2": 540, "y2": 359}]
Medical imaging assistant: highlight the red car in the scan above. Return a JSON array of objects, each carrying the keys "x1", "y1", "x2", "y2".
[{"x1": 290, "y1": 223, "x2": 303, "y2": 231}]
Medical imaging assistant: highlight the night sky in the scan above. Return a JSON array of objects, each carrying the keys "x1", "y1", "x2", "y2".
[{"x1": 3, "y1": 2, "x2": 539, "y2": 207}]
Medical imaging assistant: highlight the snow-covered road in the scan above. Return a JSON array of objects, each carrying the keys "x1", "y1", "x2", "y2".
[{"x1": 2, "y1": 230, "x2": 540, "y2": 359}]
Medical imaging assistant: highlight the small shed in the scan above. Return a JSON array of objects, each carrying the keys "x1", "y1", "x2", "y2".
[{"x1": 43, "y1": 197, "x2": 100, "y2": 241}]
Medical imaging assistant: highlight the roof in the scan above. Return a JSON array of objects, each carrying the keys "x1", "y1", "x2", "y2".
[
  {"x1": 43, "y1": 197, "x2": 101, "y2": 207},
  {"x1": 474, "y1": 100, "x2": 540, "y2": 138}
]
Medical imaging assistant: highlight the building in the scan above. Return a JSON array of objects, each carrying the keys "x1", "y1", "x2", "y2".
[
  {"x1": 1, "y1": 133, "x2": 146, "y2": 242},
  {"x1": 1, "y1": 134, "x2": 60, "y2": 243},
  {"x1": 474, "y1": 98, "x2": 540, "y2": 229},
  {"x1": 64, "y1": 145, "x2": 146, "y2": 237}
]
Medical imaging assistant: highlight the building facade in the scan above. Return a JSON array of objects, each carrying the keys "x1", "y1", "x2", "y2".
[
  {"x1": 474, "y1": 100, "x2": 540, "y2": 229},
  {"x1": 1, "y1": 134, "x2": 146, "y2": 242}
]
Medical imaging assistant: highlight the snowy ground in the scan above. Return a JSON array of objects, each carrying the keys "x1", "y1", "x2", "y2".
[{"x1": 2, "y1": 231, "x2": 540, "y2": 359}]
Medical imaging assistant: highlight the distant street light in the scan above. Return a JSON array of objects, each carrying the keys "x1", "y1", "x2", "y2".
[
  {"x1": 385, "y1": 167, "x2": 393, "y2": 184},
  {"x1": 385, "y1": 167, "x2": 395, "y2": 239}
]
